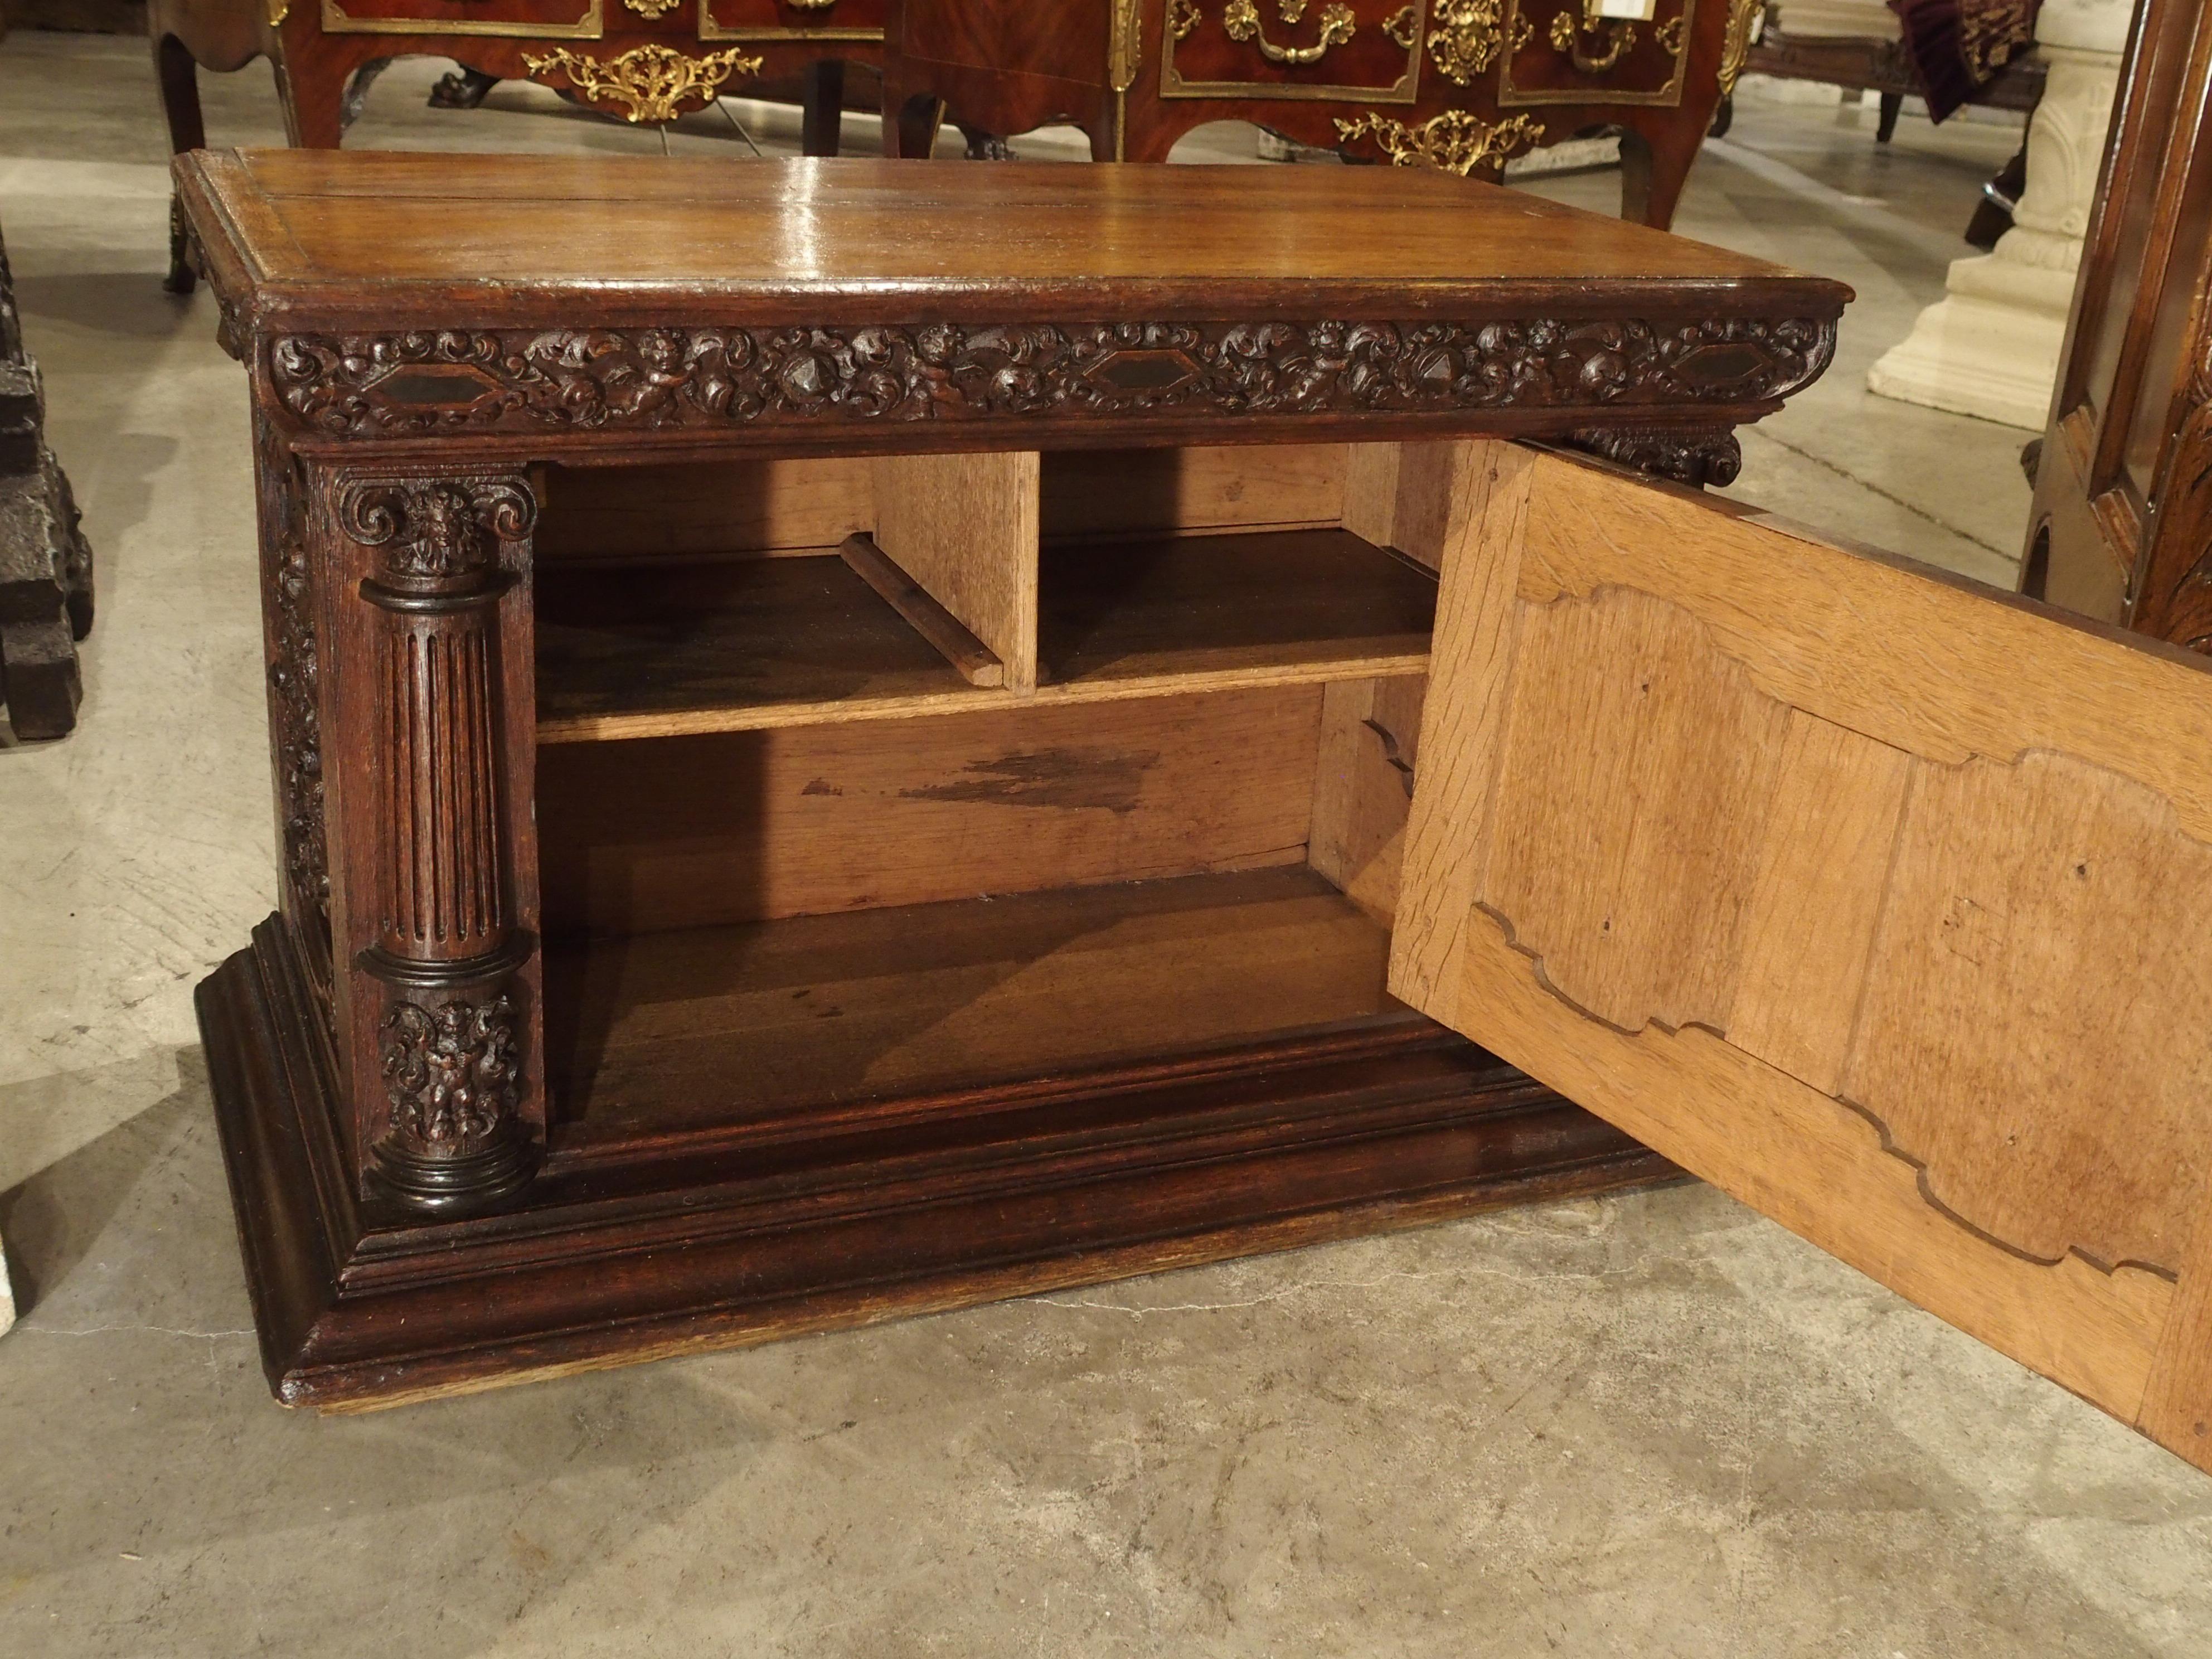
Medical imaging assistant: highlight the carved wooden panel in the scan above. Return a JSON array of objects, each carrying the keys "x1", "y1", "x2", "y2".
[
  {"x1": 261, "y1": 317, "x2": 1839, "y2": 442},
  {"x1": 1394, "y1": 440, "x2": 2212, "y2": 1473}
]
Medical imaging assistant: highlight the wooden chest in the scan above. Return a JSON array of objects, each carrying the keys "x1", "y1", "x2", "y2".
[{"x1": 178, "y1": 151, "x2": 2212, "y2": 1487}]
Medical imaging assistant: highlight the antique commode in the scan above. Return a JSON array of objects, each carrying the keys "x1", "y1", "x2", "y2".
[{"x1": 179, "y1": 153, "x2": 2212, "y2": 1484}]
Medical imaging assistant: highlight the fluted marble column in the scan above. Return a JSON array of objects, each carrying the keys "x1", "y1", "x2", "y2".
[{"x1": 1867, "y1": 0, "x2": 2133, "y2": 429}]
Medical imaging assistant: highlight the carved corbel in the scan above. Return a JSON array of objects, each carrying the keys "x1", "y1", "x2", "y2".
[{"x1": 1565, "y1": 424, "x2": 1742, "y2": 488}]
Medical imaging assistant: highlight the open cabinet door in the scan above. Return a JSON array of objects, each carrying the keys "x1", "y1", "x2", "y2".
[{"x1": 1392, "y1": 440, "x2": 2212, "y2": 1475}]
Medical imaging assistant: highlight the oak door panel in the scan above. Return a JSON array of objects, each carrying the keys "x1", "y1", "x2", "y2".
[{"x1": 1393, "y1": 439, "x2": 2212, "y2": 1473}]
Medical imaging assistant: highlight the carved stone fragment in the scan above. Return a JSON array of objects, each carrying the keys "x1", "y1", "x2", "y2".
[{"x1": 0, "y1": 217, "x2": 93, "y2": 740}]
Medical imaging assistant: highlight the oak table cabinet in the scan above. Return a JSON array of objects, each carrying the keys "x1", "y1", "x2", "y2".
[
  {"x1": 879, "y1": 0, "x2": 1763, "y2": 230},
  {"x1": 179, "y1": 154, "x2": 2212, "y2": 1485}
]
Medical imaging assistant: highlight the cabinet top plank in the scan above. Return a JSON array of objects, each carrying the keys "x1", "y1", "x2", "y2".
[
  {"x1": 180, "y1": 151, "x2": 1847, "y2": 319},
  {"x1": 175, "y1": 151, "x2": 1849, "y2": 451}
]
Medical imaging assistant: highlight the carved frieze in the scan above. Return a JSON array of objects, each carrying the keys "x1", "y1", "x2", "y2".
[{"x1": 266, "y1": 316, "x2": 1838, "y2": 439}]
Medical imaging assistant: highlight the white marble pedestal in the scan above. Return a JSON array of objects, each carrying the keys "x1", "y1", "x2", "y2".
[{"x1": 1866, "y1": 0, "x2": 2133, "y2": 428}]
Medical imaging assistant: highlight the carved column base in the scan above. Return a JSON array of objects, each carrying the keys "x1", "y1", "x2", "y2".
[
  {"x1": 361, "y1": 938, "x2": 539, "y2": 1216},
  {"x1": 1566, "y1": 425, "x2": 1743, "y2": 488},
  {"x1": 372, "y1": 1129, "x2": 539, "y2": 1215}
]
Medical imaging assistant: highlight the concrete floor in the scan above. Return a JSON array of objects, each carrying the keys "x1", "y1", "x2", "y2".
[{"x1": 2, "y1": 32, "x2": 2207, "y2": 1657}]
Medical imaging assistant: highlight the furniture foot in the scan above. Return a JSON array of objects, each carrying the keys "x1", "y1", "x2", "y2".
[
  {"x1": 1708, "y1": 93, "x2": 1734, "y2": 139},
  {"x1": 1876, "y1": 89, "x2": 1904, "y2": 142},
  {"x1": 153, "y1": 33, "x2": 206, "y2": 294},
  {"x1": 1966, "y1": 143, "x2": 2028, "y2": 249},
  {"x1": 276, "y1": 55, "x2": 346, "y2": 148},
  {"x1": 802, "y1": 58, "x2": 846, "y2": 157},
  {"x1": 1617, "y1": 126, "x2": 1694, "y2": 231},
  {"x1": 165, "y1": 196, "x2": 197, "y2": 296},
  {"x1": 429, "y1": 65, "x2": 501, "y2": 109},
  {"x1": 340, "y1": 57, "x2": 392, "y2": 133},
  {"x1": 889, "y1": 93, "x2": 943, "y2": 157},
  {"x1": 958, "y1": 123, "x2": 1013, "y2": 160}
]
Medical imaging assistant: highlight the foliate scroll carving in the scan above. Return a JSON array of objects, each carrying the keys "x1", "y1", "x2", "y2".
[
  {"x1": 1427, "y1": 0, "x2": 1529, "y2": 83},
  {"x1": 2133, "y1": 337, "x2": 2212, "y2": 651},
  {"x1": 338, "y1": 477, "x2": 535, "y2": 580},
  {"x1": 256, "y1": 423, "x2": 330, "y2": 1011},
  {"x1": 267, "y1": 316, "x2": 1836, "y2": 439},
  {"x1": 1716, "y1": 0, "x2": 1758, "y2": 94},
  {"x1": 271, "y1": 540, "x2": 329, "y2": 923},
  {"x1": 380, "y1": 994, "x2": 521, "y2": 1149},
  {"x1": 521, "y1": 44, "x2": 762, "y2": 124},
  {"x1": 1109, "y1": 0, "x2": 1146, "y2": 90},
  {"x1": 1334, "y1": 110, "x2": 1547, "y2": 173},
  {"x1": 1566, "y1": 424, "x2": 1742, "y2": 487}
]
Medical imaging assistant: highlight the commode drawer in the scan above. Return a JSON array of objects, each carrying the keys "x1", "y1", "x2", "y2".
[
  {"x1": 317, "y1": 0, "x2": 605, "y2": 36},
  {"x1": 1161, "y1": 0, "x2": 1422, "y2": 101}
]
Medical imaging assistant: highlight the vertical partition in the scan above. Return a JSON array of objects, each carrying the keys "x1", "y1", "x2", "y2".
[{"x1": 868, "y1": 450, "x2": 1041, "y2": 693}]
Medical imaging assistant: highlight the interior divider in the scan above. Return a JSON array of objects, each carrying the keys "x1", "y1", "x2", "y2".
[
  {"x1": 870, "y1": 449, "x2": 1041, "y2": 694},
  {"x1": 1342, "y1": 440, "x2": 1468, "y2": 573}
]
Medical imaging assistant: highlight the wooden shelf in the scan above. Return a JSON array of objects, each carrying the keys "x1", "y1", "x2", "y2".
[
  {"x1": 535, "y1": 528, "x2": 1434, "y2": 744},
  {"x1": 1040, "y1": 527, "x2": 1434, "y2": 690},
  {"x1": 542, "y1": 865, "x2": 1417, "y2": 1149},
  {"x1": 535, "y1": 553, "x2": 988, "y2": 743}
]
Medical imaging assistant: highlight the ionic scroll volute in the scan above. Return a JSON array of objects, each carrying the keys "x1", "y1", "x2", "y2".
[{"x1": 338, "y1": 472, "x2": 541, "y2": 1214}]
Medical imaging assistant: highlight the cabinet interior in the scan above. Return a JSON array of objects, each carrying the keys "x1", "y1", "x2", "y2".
[{"x1": 532, "y1": 442, "x2": 1450, "y2": 1143}]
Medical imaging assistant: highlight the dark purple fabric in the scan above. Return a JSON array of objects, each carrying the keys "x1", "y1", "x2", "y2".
[{"x1": 1889, "y1": 0, "x2": 2041, "y2": 121}]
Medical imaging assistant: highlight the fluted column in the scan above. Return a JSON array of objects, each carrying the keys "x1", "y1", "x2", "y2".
[{"x1": 338, "y1": 472, "x2": 539, "y2": 1213}]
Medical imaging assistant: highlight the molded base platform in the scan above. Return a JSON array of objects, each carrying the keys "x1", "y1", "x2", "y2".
[{"x1": 198, "y1": 914, "x2": 1680, "y2": 1410}]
